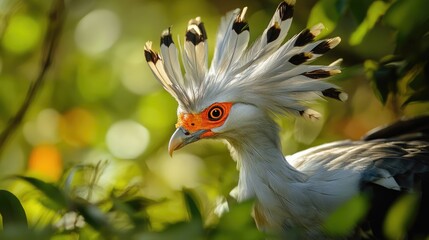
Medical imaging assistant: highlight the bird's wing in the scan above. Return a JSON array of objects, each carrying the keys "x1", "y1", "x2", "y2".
[
  {"x1": 288, "y1": 115, "x2": 429, "y2": 191},
  {"x1": 358, "y1": 140, "x2": 429, "y2": 191},
  {"x1": 359, "y1": 115, "x2": 429, "y2": 191},
  {"x1": 286, "y1": 140, "x2": 428, "y2": 230},
  {"x1": 363, "y1": 115, "x2": 429, "y2": 142},
  {"x1": 287, "y1": 116, "x2": 429, "y2": 237},
  {"x1": 288, "y1": 140, "x2": 429, "y2": 192}
]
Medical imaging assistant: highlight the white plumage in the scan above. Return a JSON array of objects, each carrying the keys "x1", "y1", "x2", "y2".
[{"x1": 145, "y1": 1, "x2": 429, "y2": 238}]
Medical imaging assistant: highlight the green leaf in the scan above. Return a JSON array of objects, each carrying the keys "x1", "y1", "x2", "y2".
[
  {"x1": 133, "y1": 191, "x2": 205, "y2": 240},
  {"x1": 383, "y1": 193, "x2": 420, "y2": 239},
  {"x1": 72, "y1": 199, "x2": 113, "y2": 233},
  {"x1": 401, "y1": 63, "x2": 428, "y2": 106},
  {"x1": 134, "y1": 221, "x2": 204, "y2": 240},
  {"x1": 110, "y1": 196, "x2": 159, "y2": 229},
  {"x1": 403, "y1": 88, "x2": 429, "y2": 106},
  {"x1": 0, "y1": 226, "x2": 54, "y2": 240},
  {"x1": 0, "y1": 190, "x2": 28, "y2": 229},
  {"x1": 213, "y1": 199, "x2": 264, "y2": 240},
  {"x1": 371, "y1": 63, "x2": 399, "y2": 105},
  {"x1": 16, "y1": 176, "x2": 68, "y2": 210},
  {"x1": 307, "y1": 0, "x2": 345, "y2": 38},
  {"x1": 348, "y1": 0, "x2": 374, "y2": 23},
  {"x1": 349, "y1": 1, "x2": 390, "y2": 46},
  {"x1": 323, "y1": 194, "x2": 370, "y2": 237},
  {"x1": 384, "y1": 0, "x2": 429, "y2": 44},
  {"x1": 183, "y1": 190, "x2": 203, "y2": 223}
]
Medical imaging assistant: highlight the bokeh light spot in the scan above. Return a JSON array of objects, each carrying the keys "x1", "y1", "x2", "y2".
[
  {"x1": 0, "y1": 144, "x2": 25, "y2": 177},
  {"x1": 74, "y1": 9, "x2": 121, "y2": 55},
  {"x1": 2, "y1": 14, "x2": 42, "y2": 54},
  {"x1": 114, "y1": 41, "x2": 158, "y2": 95},
  {"x1": 59, "y1": 108, "x2": 97, "y2": 147},
  {"x1": 28, "y1": 144, "x2": 63, "y2": 181},
  {"x1": 76, "y1": 60, "x2": 118, "y2": 101},
  {"x1": 148, "y1": 153, "x2": 205, "y2": 190},
  {"x1": 106, "y1": 120, "x2": 150, "y2": 159},
  {"x1": 23, "y1": 108, "x2": 60, "y2": 145}
]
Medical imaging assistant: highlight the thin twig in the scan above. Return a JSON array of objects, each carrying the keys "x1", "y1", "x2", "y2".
[{"x1": 0, "y1": 0, "x2": 66, "y2": 153}]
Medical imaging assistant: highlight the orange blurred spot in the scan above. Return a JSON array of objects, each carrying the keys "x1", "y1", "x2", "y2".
[
  {"x1": 59, "y1": 107, "x2": 97, "y2": 147},
  {"x1": 339, "y1": 118, "x2": 371, "y2": 140},
  {"x1": 28, "y1": 144, "x2": 63, "y2": 181}
]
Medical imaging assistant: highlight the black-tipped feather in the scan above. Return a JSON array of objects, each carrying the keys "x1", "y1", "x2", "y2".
[
  {"x1": 278, "y1": 0, "x2": 294, "y2": 20},
  {"x1": 186, "y1": 22, "x2": 207, "y2": 45},
  {"x1": 289, "y1": 52, "x2": 313, "y2": 65},
  {"x1": 144, "y1": 49, "x2": 160, "y2": 63},
  {"x1": 321, "y1": 88, "x2": 343, "y2": 101},
  {"x1": 233, "y1": 19, "x2": 249, "y2": 34},
  {"x1": 311, "y1": 40, "x2": 332, "y2": 54},
  {"x1": 303, "y1": 69, "x2": 332, "y2": 79},
  {"x1": 295, "y1": 29, "x2": 315, "y2": 47},
  {"x1": 161, "y1": 31, "x2": 174, "y2": 47},
  {"x1": 266, "y1": 23, "x2": 281, "y2": 43}
]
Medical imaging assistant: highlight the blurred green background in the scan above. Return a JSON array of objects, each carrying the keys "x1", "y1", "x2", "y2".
[{"x1": 0, "y1": 0, "x2": 428, "y2": 239}]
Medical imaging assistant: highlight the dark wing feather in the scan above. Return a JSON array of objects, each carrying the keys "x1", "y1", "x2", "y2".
[
  {"x1": 363, "y1": 115, "x2": 429, "y2": 142},
  {"x1": 358, "y1": 116, "x2": 429, "y2": 239}
]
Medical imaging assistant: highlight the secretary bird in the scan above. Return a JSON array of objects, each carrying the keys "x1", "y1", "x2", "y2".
[{"x1": 144, "y1": 0, "x2": 429, "y2": 238}]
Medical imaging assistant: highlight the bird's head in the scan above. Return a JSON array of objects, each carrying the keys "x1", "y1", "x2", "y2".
[
  {"x1": 144, "y1": 0, "x2": 347, "y2": 155},
  {"x1": 169, "y1": 102, "x2": 270, "y2": 155},
  {"x1": 168, "y1": 102, "x2": 233, "y2": 155}
]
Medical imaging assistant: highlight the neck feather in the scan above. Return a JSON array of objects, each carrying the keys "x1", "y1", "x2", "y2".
[{"x1": 225, "y1": 117, "x2": 307, "y2": 202}]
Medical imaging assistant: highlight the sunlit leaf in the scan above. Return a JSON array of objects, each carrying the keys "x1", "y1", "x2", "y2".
[
  {"x1": 349, "y1": 1, "x2": 390, "y2": 46},
  {"x1": 384, "y1": 193, "x2": 420, "y2": 239},
  {"x1": 16, "y1": 176, "x2": 67, "y2": 210},
  {"x1": 396, "y1": 63, "x2": 426, "y2": 106},
  {"x1": 0, "y1": 190, "x2": 28, "y2": 229},
  {"x1": 323, "y1": 194, "x2": 370, "y2": 237},
  {"x1": 402, "y1": 89, "x2": 429, "y2": 106}
]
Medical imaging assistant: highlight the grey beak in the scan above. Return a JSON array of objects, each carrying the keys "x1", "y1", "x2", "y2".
[{"x1": 168, "y1": 127, "x2": 207, "y2": 156}]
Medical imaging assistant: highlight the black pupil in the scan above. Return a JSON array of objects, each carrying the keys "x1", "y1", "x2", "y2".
[{"x1": 210, "y1": 108, "x2": 222, "y2": 119}]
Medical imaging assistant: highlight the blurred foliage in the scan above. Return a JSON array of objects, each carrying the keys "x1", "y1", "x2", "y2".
[
  {"x1": 0, "y1": 0, "x2": 428, "y2": 239},
  {"x1": 323, "y1": 193, "x2": 370, "y2": 237}
]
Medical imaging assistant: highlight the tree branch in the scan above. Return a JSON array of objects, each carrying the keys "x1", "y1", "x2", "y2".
[{"x1": 0, "y1": 0, "x2": 66, "y2": 153}]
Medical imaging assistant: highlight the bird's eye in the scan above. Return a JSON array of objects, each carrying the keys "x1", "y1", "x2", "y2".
[{"x1": 208, "y1": 106, "x2": 224, "y2": 121}]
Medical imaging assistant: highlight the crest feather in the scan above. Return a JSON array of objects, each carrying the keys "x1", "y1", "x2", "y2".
[
  {"x1": 209, "y1": 7, "x2": 250, "y2": 80},
  {"x1": 183, "y1": 17, "x2": 208, "y2": 89},
  {"x1": 238, "y1": 0, "x2": 295, "y2": 69},
  {"x1": 145, "y1": 1, "x2": 346, "y2": 117}
]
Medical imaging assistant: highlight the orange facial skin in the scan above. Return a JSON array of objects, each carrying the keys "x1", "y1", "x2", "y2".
[{"x1": 176, "y1": 102, "x2": 233, "y2": 138}]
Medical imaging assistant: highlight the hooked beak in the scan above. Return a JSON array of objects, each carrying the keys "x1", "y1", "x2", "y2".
[{"x1": 168, "y1": 127, "x2": 208, "y2": 156}]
